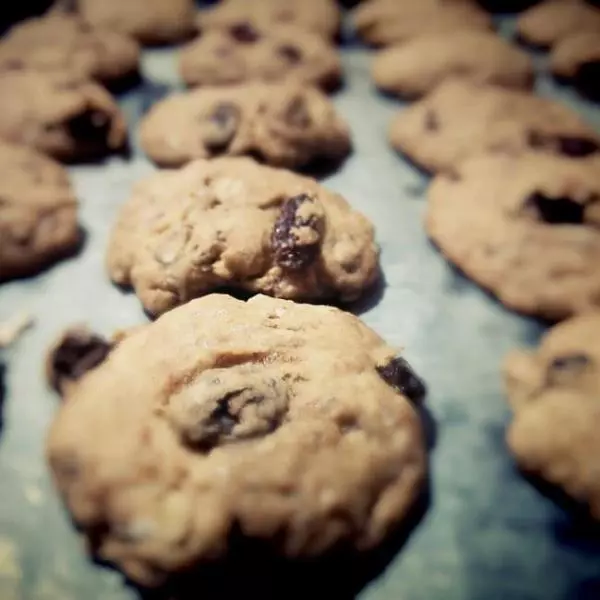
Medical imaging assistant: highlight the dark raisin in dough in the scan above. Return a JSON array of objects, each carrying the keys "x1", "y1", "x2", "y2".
[
  {"x1": 202, "y1": 103, "x2": 240, "y2": 153},
  {"x1": 229, "y1": 22, "x2": 260, "y2": 43},
  {"x1": 525, "y1": 192, "x2": 586, "y2": 225},
  {"x1": 271, "y1": 194, "x2": 324, "y2": 271},
  {"x1": 377, "y1": 357, "x2": 426, "y2": 403}
]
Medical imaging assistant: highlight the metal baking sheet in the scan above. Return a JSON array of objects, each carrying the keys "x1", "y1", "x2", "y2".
[{"x1": 2, "y1": 10, "x2": 600, "y2": 600}]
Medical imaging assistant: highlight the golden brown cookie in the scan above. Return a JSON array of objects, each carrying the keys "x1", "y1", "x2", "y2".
[
  {"x1": 352, "y1": 0, "x2": 492, "y2": 47},
  {"x1": 0, "y1": 70, "x2": 128, "y2": 162},
  {"x1": 551, "y1": 30, "x2": 600, "y2": 100},
  {"x1": 197, "y1": 0, "x2": 341, "y2": 41},
  {"x1": 0, "y1": 142, "x2": 80, "y2": 281},
  {"x1": 504, "y1": 311, "x2": 600, "y2": 518},
  {"x1": 426, "y1": 152, "x2": 600, "y2": 319},
  {"x1": 389, "y1": 79, "x2": 600, "y2": 173},
  {"x1": 0, "y1": 12, "x2": 140, "y2": 88},
  {"x1": 139, "y1": 83, "x2": 351, "y2": 169},
  {"x1": 516, "y1": 0, "x2": 600, "y2": 48},
  {"x1": 75, "y1": 0, "x2": 196, "y2": 45},
  {"x1": 107, "y1": 157, "x2": 379, "y2": 316},
  {"x1": 180, "y1": 23, "x2": 341, "y2": 91},
  {"x1": 371, "y1": 30, "x2": 534, "y2": 99},
  {"x1": 47, "y1": 293, "x2": 427, "y2": 587}
]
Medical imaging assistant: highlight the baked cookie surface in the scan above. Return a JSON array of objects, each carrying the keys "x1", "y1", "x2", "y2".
[
  {"x1": 47, "y1": 293, "x2": 426, "y2": 586},
  {"x1": 75, "y1": 0, "x2": 196, "y2": 45},
  {"x1": 0, "y1": 70, "x2": 128, "y2": 162},
  {"x1": 504, "y1": 311, "x2": 600, "y2": 518},
  {"x1": 0, "y1": 142, "x2": 80, "y2": 281},
  {"x1": 140, "y1": 83, "x2": 351, "y2": 169},
  {"x1": 180, "y1": 23, "x2": 341, "y2": 91},
  {"x1": 352, "y1": 0, "x2": 491, "y2": 47},
  {"x1": 0, "y1": 12, "x2": 140, "y2": 87},
  {"x1": 426, "y1": 152, "x2": 600, "y2": 319},
  {"x1": 551, "y1": 31, "x2": 600, "y2": 99},
  {"x1": 389, "y1": 79, "x2": 600, "y2": 173},
  {"x1": 197, "y1": 0, "x2": 341, "y2": 41},
  {"x1": 372, "y1": 30, "x2": 534, "y2": 99},
  {"x1": 107, "y1": 157, "x2": 379, "y2": 316},
  {"x1": 516, "y1": 0, "x2": 600, "y2": 48}
]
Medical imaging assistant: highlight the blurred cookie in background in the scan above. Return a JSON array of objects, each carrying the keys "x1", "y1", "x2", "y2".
[
  {"x1": 74, "y1": 0, "x2": 196, "y2": 45},
  {"x1": 180, "y1": 23, "x2": 342, "y2": 92},
  {"x1": 0, "y1": 142, "x2": 81, "y2": 281},
  {"x1": 0, "y1": 70, "x2": 128, "y2": 162},
  {"x1": 140, "y1": 82, "x2": 351, "y2": 170},
  {"x1": 426, "y1": 152, "x2": 600, "y2": 319},
  {"x1": 516, "y1": 0, "x2": 600, "y2": 48},
  {"x1": 372, "y1": 30, "x2": 534, "y2": 99},
  {"x1": 352, "y1": 0, "x2": 492, "y2": 47},
  {"x1": 504, "y1": 311, "x2": 600, "y2": 519},
  {"x1": 551, "y1": 31, "x2": 600, "y2": 100},
  {"x1": 389, "y1": 79, "x2": 600, "y2": 173},
  {"x1": 0, "y1": 11, "x2": 140, "y2": 89},
  {"x1": 197, "y1": 0, "x2": 341, "y2": 41}
]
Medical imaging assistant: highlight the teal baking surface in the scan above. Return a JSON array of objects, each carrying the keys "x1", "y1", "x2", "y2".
[{"x1": 2, "y1": 8, "x2": 600, "y2": 600}]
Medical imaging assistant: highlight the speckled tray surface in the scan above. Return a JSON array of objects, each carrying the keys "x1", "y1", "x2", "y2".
[{"x1": 2, "y1": 7, "x2": 600, "y2": 600}]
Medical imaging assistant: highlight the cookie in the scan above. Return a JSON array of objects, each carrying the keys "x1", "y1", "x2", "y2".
[
  {"x1": 0, "y1": 142, "x2": 80, "y2": 281},
  {"x1": 107, "y1": 157, "x2": 379, "y2": 316},
  {"x1": 197, "y1": 0, "x2": 341, "y2": 41},
  {"x1": 0, "y1": 70, "x2": 128, "y2": 162},
  {"x1": 389, "y1": 79, "x2": 600, "y2": 174},
  {"x1": 371, "y1": 30, "x2": 534, "y2": 99},
  {"x1": 426, "y1": 152, "x2": 600, "y2": 319},
  {"x1": 46, "y1": 293, "x2": 427, "y2": 587},
  {"x1": 139, "y1": 83, "x2": 351, "y2": 170},
  {"x1": 551, "y1": 31, "x2": 600, "y2": 100},
  {"x1": 516, "y1": 0, "x2": 600, "y2": 48},
  {"x1": 179, "y1": 23, "x2": 341, "y2": 92},
  {"x1": 352, "y1": 0, "x2": 492, "y2": 47},
  {"x1": 0, "y1": 12, "x2": 140, "y2": 88},
  {"x1": 75, "y1": 0, "x2": 196, "y2": 45},
  {"x1": 504, "y1": 311, "x2": 600, "y2": 518}
]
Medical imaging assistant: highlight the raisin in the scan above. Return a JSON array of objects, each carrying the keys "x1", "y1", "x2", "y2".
[
  {"x1": 229, "y1": 22, "x2": 260, "y2": 43},
  {"x1": 283, "y1": 95, "x2": 312, "y2": 128},
  {"x1": 202, "y1": 102, "x2": 240, "y2": 153},
  {"x1": 49, "y1": 328, "x2": 112, "y2": 395},
  {"x1": 547, "y1": 354, "x2": 591, "y2": 386},
  {"x1": 66, "y1": 109, "x2": 110, "y2": 144},
  {"x1": 558, "y1": 136, "x2": 599, "y2": 158},
  {"x1": 278, "y1": 44, "x2": 303, "y2": 64},
  {"x1": 574, "y1": 61, "x2": 600, "y2": 100},
  {"x1": 377, "y1": 357, "x2": 426, "y2": 403},
  {"x1": 271, "y1": 194, "x2": 324, "y2": 270},
  {"x1": 524, "y1": 192, "x2": 586, "y2": 225},
  {"x1": 424, "y1": 110, "x2": 439, "y2": 132},
  {"x1": 528, "y1": 130, "x2": 599, "y2": 157}
]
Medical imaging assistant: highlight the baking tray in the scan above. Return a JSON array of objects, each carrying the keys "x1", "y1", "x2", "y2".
[{"x1": 2, "y1": 8, "x2": 600, "y2": 600}]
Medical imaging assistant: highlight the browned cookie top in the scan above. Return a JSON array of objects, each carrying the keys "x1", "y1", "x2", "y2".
[
  {"x1": 352, "y1": 0, "x2": 491, "y2": 47},
  {"x1": 504, "y1": 311, "x2": 600, "y2": 518},
  {"x1": 426, "y1": 152, "x2": 600, "y2": 319},
  {"x1": 47, "y1": 293, "x2": 426, "y2": 587},
  {"x1": 197, "y1": 0, "x2": 341, "y2": 41},
  {"x1": 516, "y1": 0, "x2": 600, "y2": 48},
  {"x1": 0, "y1": 70, "x2": 128, "y2": 162},
  {"x1": 0, "y1": 12, "x2": 140, "y2": 87},
  {"x1": 75, "y1": 0, "x2": 196, "y2": 45},
  {"x1": 139, "y1": 82, "x2": 351, "y2": 170},
  {"x1": 180, "y1": 23, "x2": 341, "y2": 92},
  {"x1": 389, "y1": 79, "x2": 600, "y2": 173},
  {"x1": 107, "y1": 157, "x2": 379, "y2": 316},
  {"x1": 0, "y1": 142, "x2": 80, "y2": 281},
  {"x1": 371, "y1": 30, "x2": 534, "y2": 99}
]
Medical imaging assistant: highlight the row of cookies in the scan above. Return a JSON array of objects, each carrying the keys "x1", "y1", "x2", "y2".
[{"x1": 354, "y1": 0, "x2": 600, "y2": 520}]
